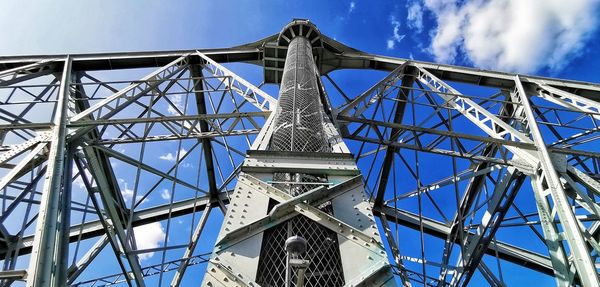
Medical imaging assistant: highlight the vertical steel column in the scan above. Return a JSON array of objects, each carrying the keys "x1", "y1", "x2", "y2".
[
  {"x1": 515, "y1": 76, "x2": 599, "y2": 287},
  {"x1": 374, "y1": 65, "x2": 414, "y2": 207},
  {"x1": 26, "y1": 56, "x2": 72, "y2": 287},
  {"x1": 189, "y1": 65, "x2": 219, "y2": 201},
  {"x1": 55, "y1": 144, "x2": 73, "y2": 286}
]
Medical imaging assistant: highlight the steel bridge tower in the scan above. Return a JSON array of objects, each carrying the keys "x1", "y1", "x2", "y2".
[
  {"x1": 201, "y1": 20, "x2": 395, "y2": 287},
  {"x1": 0, "y1": 19, "x2": 599, "y2": 287}
]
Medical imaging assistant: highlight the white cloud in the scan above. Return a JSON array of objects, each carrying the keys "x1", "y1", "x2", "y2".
[
  {"x1": 167, "y1": 94, "x2": 184, "y2": 115},
  {"x1": 159, "y1": 148, "x2": 188, "y2": 162},
  {"x1": 407, "y1": 1, "x2": 424, "y2": 33},
  {"x1": 73, "y1": 177, "x2": 86, "y2": 189},
  {"x1": 119, "y1": 179, "x2": 148, "y2": 204},
  {"x1": 121, "y1": 186, "x2": 134, "y2": 202},
  {"x1": 133, "y1": 222, "x2": 166, "y2": 260},
  {"x1": 72, "y1": 165, "x2": 98, "y2": 190},
  {"x1": 387, "y1": 40, "x2": 395, "y2": 50},
  {"x1": 349, "y1": 1, "x2": 356, "y2": 14},
  {"x1": 158, "y1": 152, "x2": 176, "y2": 162},
  {"x1": 161, "y1": 189, "x2": 171, "y2": 200},
  {"x1": 420, "y1": 0, "x2": 600, "y2": 73},
  {"x1": 387, "y1": 16, "x2": 406, "y2": 50}
]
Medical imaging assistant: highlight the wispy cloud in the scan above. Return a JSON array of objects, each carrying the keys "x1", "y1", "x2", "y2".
[
  {"x1": 118, "y1": 178, "x2": 148, "y2": 204},
  {"x1": 348, "y1": 1, "x2": 356, "y2": 14},
  {"x1": 72, "y1": 166, "x2": 90, "y2": 189},
  {"x1": 386, "y1": 16, "x2": 406, "y2": 50},
  {"x1": 418, "y1": 0, "x2": 600, "y2": 73},
  {"x1": 406, "y1": 1, "x2": 424, "y2": 33},
  {"x1": 159, "y1": 148, "x2": 188, "y2": 162},
  {"x1": 161, "y1": 189, "x2": 171, "y2": 200},
  {"x1": 167, "y1": 94, "x2": 184, "y2": 115},
  {"x1": 159, "y1": 153, "x2": 176, "y2": 162}
]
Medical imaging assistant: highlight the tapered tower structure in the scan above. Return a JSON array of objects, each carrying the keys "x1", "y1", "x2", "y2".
[{"x1": 201, "y1": 20, "x2": 396, "y2": 287}]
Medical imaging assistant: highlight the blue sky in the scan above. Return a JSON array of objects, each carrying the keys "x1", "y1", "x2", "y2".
[
  {"x1": 2, "y1": 0, "x2": 600, "y2": 82},
  {"x1": 2, "y1": 0, "x2": 600, "y2": 286}
]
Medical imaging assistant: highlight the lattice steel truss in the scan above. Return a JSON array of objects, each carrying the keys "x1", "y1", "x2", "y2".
[{"x1": 0, "y1": 19, "x2": 599, "y2": 287}]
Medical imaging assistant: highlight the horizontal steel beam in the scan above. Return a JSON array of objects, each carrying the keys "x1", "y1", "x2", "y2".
[
  {"x1": 68, "y1": 112, "x2": 270, "y2": 127},
  {"x1": 0, "y1": 49, "x2": 262, "y2": 72},
  {"x1": 0, "y1": 112, "x2": 269, "y2": 131},
  {"x1": 340, "y1": 115, "x2": 600, "y2": 167},
  {"x1": 325, "y1": 53, "x2": 600, "y2": 100},
  {"x1": 73, "y1": 253, "x2": 211, "y2": 286},
  {"x1": 0, "y1": 269, "x2": 27, "y2": 280},
  {"x1": 1, "y1": 44, "x2": 599, "y2": 99},
  {"x1": 0, "y1": 192, "x2": 228, "y2": 260},
  {"x1": 92, "y1": 129, "x2": 260, "y2": 145}
]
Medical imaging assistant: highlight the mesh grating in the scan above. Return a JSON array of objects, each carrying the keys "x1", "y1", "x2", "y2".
[
  {"x1": 256, "y1": 36, "x2": 345, "y2": 286},
  {"x1": 269, "y1": 36, "x2": 330, "y2": 153},
  {"x1": 272, "y1": 173, "x2": 329, "y2": 196},
  {"x1": 256, "y1": 215, "x2": 345, "y2": 287}
]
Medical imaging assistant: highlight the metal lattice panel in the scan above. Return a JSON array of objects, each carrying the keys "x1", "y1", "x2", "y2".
[
  {"x1": 256, "y1": 214, "x2": 345, "y2": 287},
  {"x1": 269, "y1": 36, "x2": 330, "y2": 153}
]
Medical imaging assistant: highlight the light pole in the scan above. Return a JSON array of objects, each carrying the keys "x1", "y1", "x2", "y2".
[{"x1": 285, "y1": 236, "x2": 310, "y2": 287}]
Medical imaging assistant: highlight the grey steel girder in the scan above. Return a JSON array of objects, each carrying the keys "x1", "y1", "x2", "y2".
[
  {"x1": 25, "y1": 57, "x2": 72, "y2": 287},
  {"x1": 515, "y1": 76, "x2": 599, "y2": 287},
  {"x1": 2, "y1": 45, "x2": 600, "y2": 99}
]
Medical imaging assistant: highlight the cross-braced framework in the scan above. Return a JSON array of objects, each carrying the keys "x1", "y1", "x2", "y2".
[{"x1": 0, "y1": 20, "x2": 599, "y2": 286}]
